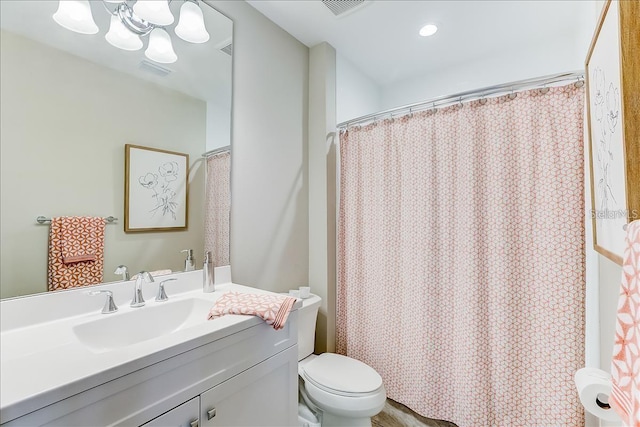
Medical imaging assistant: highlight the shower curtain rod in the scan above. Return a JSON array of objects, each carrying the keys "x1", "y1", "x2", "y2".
[
  {"x1": 202, "y1": 145, "x2": 231, "y2": 158},
  {"x1": 337, "y1": 70, "x2": 585, "y2": 129}
]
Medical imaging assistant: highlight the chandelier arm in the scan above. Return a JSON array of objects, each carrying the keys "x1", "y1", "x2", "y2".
[{"x1": 108, "y1": 1, "x2": 156, "y2": 36}]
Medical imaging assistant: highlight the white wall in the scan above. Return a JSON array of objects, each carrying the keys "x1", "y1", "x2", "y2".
[
  {"x1": 206, "y1": 101, "x2": 232, "y2": 151},
  {"x1": 380, "y1": 32, "x2": 587, "y2": 110},
  {"x1": 335, "y1": 3, "x2": 595, "y2": 122},
  {"x1": 210, "y1": 1, "x2": 309, "y2": 292},
  {"x1": 0, "y1": 30, "x2": 206, "y2": 298},
  {"x1": 336, "y1": 53, "x2": 381, "y2": 124}
]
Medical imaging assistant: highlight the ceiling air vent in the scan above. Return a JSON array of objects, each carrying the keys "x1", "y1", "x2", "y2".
[
  {"x1": 322, "y1": 0, "x2": 367, "y2": 17},
  {"x1": 220, "y1": 43, "x2": 233, "y2": 56},
  {"x1": 139, "y1": 60, "x2": 172, "y2": 77}
]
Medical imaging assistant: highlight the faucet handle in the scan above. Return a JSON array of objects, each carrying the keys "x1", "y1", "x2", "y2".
[
  {"x1": 114, "y1": 265, "x2": 129, "y2": 281},
  {"x1": 156, "y1": 278, "x2": 178, "y2": 302},
  {"x1": 87, "y1": 290, "x2": 118, "y2": 314}
]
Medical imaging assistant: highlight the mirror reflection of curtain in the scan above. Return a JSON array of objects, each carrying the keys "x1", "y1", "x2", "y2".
[{"x1": 205, "y1": 152, "x2": 231, "y2": 266}]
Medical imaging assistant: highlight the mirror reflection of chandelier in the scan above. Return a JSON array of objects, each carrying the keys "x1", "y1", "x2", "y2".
[{"x1": 52, "y1": 0, "x2": 210, "y2": 64}]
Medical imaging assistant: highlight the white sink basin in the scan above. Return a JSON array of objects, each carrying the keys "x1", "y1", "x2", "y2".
[{"x1": 73, "y1": 298, "x2": 213, "y2": 352}]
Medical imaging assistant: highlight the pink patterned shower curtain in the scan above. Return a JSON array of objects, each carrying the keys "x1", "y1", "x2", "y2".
[
  {"x1": 205, "y1": 151, "x2": 231, "y2": 266},
  {"x1": 336, "y1": 84, "x2": 585, "y2": 427}
]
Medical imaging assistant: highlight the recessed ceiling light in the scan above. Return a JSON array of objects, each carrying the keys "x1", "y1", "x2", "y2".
[{"x1": 419, "y1": 24, "x2": 438, "y2": 37}]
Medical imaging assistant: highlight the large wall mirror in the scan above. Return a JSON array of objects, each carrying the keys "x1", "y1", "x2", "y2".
[{"x1": 0, "y1": 0, "x2": 232, "y2": 299}]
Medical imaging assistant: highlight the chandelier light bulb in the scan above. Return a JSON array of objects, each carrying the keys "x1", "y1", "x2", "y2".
[
  {"x1": 106, "y1": 14, "x2": 143, "y2": 51},
  {"x1": 145, "y1": 28, "x2": 177, "y2": 63},
  {"x1": 175, "y1": 1, "x2": 210, "y2": 44},
  {"x1": 133, "y1": 0, "x2": 174, "y2": 26},
  {"x1": 53, "y1": 0, "x2": 99, "y2": 35}
]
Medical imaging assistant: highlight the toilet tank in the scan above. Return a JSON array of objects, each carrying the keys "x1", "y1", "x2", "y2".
[{"x1": 297, "y1": 294, "x2": 321, "y2": 361}]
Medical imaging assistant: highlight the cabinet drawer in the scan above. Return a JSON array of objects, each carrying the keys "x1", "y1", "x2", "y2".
[{"x1": 142, "y1": 397, "x2": 199, "y2": 427}]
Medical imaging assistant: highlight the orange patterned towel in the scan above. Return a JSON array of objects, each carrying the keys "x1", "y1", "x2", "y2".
[
  {"x1": 60, "y1": 216, "x2": 105, "y2": 264},
  {"x1": 48, "y1": 216, "x2": 106, "y2": 291},
  {"x1": 610, "y1": 220, "x2": 640, "y2": 427},
  {"x1": 207, "y1": 292, "x2": 297, "y2": 330}
]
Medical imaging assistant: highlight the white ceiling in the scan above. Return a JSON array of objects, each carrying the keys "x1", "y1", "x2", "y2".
[
  {"x1": 247, "y1": 0, "x2": 593, "y2": 86},
  {"x1": 0, "y1": 0, "x2": 232, "y2": 103}
]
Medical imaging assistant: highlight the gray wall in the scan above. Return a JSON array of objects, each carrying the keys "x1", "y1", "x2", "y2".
[{"x1": 210, "y1": 1, "x2": 309, "y2": 292}]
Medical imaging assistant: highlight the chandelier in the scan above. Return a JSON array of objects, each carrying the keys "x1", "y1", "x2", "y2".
[{"x1": 52, "y1": 0, "x2": 210, "y2": 64}]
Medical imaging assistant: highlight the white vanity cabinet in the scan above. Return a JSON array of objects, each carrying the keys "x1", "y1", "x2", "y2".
[
  {"x1": 1, "y1": 310, "x2": 299, "y2": 427},
  {"x1": 143, "y1": 347, "x2": 297, "y2": 427}
]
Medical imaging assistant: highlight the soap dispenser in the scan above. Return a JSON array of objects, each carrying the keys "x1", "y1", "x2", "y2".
[
  {"x1": 203, "y1": 251, "x2": 215, "y2": 293},
  {"x1": 181, "y1": 249, "x2": 195, "y2": 272}
]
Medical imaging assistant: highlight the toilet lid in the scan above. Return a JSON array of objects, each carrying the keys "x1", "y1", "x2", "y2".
[{"x1": 302, "y1": 353, "x2": 383, "y2": 394}]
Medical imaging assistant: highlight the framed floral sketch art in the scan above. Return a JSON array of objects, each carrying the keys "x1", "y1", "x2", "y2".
[
  {"x1": 125, "y1": 144, "x2": 189, "y2": 232},
  {"x1": 585, "y1": 0, "x2": 640, "y2": 265}
]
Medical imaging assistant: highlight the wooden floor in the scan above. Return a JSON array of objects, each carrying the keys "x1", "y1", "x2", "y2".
[{"x1": 372, "y1": 399, "x2": 458, "y2": 427}]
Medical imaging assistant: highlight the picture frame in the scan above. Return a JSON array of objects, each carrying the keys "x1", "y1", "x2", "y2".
[
  {"x1": 585, "y1": 0, "x2": 640, "y2": 265},
  {"x1": 124, "y1": 144, "x2": 189, "y2": 233}
]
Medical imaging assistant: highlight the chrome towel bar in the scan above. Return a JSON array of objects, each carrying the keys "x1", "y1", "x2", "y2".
[{"x1": 36, "y1": 216, "x2": 118, "y2": 224}]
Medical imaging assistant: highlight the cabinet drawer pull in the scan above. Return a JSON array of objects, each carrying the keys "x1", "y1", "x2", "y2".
[
  {"x1": 207, "y1": 408, "x2": 217, "y2": 420},
  {"x1": 189, "y1": 419, "x2": 199, "y2": 427}
]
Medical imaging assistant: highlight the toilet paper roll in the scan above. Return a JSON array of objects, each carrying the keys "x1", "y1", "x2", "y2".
[{"x1": 574, "y1": 367, "x2": 620, "y2": 422}]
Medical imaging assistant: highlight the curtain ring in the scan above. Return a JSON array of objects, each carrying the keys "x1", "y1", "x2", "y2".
[
  {"x1": 539, "y1": 84, "x2": 550, "y2": 94},
  {"x1": 479, "y1": 96, "x2": 487, "y2": 105},
  {"x1": 408, "y1": 107, "x2": 413, "y2": 118},
  {"x1": 458, "y1": 97, "x2": 463, "y2": 108},
  {"x1": 508, "y1": 88, "x2": 517, "y2": 100},
  {"x1": 574, "y1": 77, "x2": 585, "y2": 88}
]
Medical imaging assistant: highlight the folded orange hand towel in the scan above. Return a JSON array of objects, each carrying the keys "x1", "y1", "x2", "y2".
[
  {"x1": 207, "y1": 292, "x2": 297, "y2": 330},
  {"x1": 59, "y1": 216, "x2": 106, "y2": 264}
]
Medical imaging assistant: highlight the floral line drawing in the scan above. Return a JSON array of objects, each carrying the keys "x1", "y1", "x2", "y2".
[
  {"x1": 138, "y1": 161, "x2": 180, "y2": 220},
  {"x1": 125, "y1": 144, "x2": 188, "y2": 233},
  {"x1": 592, "y1": 66, "x2": 620, "y2": 212}
]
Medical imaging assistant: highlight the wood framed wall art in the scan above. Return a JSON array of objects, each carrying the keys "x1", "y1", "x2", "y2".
[
  {"x1": 125, "y1": 144, "x2": 189, "y2": 233},
  {"x1": 585, "y1": 0, "x2": 640, "y2": 265}
]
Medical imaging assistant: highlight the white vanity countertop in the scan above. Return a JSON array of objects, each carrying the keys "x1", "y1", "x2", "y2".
[{"x1": 0, "y1": 269, "x2": 301, "y2": 423}]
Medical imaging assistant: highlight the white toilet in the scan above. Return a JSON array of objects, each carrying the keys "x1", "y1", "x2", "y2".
[{"x1": 296, "y1": 294, "x2": 386, "y2": 427}]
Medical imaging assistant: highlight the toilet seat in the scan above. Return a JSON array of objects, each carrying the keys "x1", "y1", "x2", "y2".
[
  {"x1": 299, "y1": 353, "x2": 386, "y2": 419},
  {"x1": 301, "y1": 353, "x2": 383, "y2": 396}
]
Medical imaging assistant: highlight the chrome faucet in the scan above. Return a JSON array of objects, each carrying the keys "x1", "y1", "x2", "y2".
[
  {"x1": 131, "y1": 271, "x2": 154, "y2": 308},
  {"x1": 114, "y1": 265, "x2": 130, "y2": 281}
]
